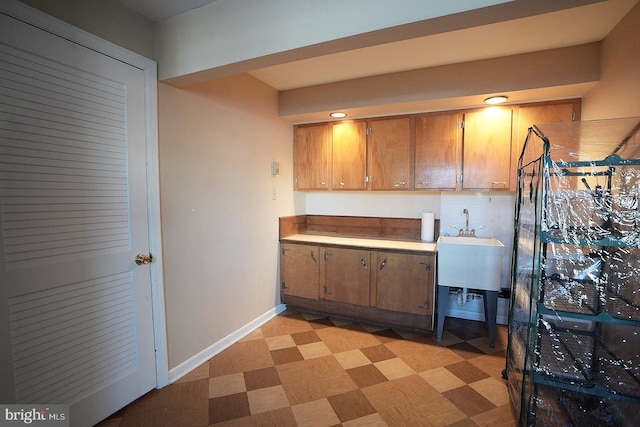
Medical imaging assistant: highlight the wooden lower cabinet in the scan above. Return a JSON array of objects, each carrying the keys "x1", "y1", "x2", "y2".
[
  {"x1": 280, "y1": 243, "x2": 320, "y2": 300},
  {"x1": 280, "y1": 242, "x2": 435, "y2": 331},
  {"x1": 374, "y1": 251, "x2": 435, "y2": 316},
  {"x1": 321, "y1": 247, "x2": 370, "y2": 306}
]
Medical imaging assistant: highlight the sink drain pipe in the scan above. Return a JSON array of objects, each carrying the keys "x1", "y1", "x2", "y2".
[{"x1": 454, "y1": 288, "x2": 482, "y2": 306}]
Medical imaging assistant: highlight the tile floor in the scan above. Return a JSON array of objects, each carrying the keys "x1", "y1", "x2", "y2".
[{"x1": 96, "y1": 309, "x2": 517, "y2": 426}]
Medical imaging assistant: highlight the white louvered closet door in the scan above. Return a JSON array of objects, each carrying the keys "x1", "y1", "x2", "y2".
[{"x1": 0, "y1": 11, "x2": 156, "y2": 427}]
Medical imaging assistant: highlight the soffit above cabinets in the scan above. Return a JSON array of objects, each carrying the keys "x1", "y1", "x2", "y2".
[{"x1": 120, "y1": 0, "x2": 637, "y2": 121}]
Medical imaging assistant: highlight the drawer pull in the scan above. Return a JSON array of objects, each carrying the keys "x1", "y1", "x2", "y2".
[
  {"x1": 310, "y1": 250, "x2": 317, "y2": 263},
  {"x1": 379, "y1": 258, "x2": 387, "y2": 271}
]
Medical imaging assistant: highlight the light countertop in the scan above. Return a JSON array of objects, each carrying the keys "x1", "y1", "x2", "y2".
[{"x1": 281, "y1": 233, "x2": 437, "y2": 253}]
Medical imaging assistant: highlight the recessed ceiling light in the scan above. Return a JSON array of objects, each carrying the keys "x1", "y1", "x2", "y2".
[
  {"x1": 330, "y1": 112, "x2": 347, "y2": 118},
  {"x1": 484, "y1": 96, "x2": 508, "y2": 105}
]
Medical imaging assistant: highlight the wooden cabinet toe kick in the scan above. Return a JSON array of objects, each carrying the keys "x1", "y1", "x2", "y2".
[{"x1": 282, "y1": 295, "x2": 434, "y2": 333}]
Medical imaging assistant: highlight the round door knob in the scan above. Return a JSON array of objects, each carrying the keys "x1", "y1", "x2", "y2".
[{"x1": 135, "y1": 253, "x2": 152, "y2": 265}]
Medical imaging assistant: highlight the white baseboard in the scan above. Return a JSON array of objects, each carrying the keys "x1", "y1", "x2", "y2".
[{"x1": 168, "y1": 304, "x2": 287, "y2": 383}]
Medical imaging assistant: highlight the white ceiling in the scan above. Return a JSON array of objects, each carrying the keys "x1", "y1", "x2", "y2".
[
  {"x1": 251, "y1": 1, "x2": 636, "y2": 91},
  {"x1": 117, "y1": 0, "x2": 220, "y2": 22},
  {"x1": 117, "y1": 0, "x2": 638, "y2": 108}
]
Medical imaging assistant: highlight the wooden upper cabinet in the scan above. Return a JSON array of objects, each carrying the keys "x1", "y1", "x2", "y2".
[
  {"x1": 332, "y1": 121, "x2": 367, "y2": 190},
  {"x1": 414, "y1": 113, "x2": 459, "y2": 190},
  {"x1": 511, "y1": 100, "x2": 579, "y2": 190},
  {"x1": 369, "y1": 117, "x2": 411, "y2": 190},
  {"x1": 462, "y1": 108, "x2": 513, "y2": 190},
  {"x1": 375, "y1": 252, "x2": 435, "y2": 316},
  {"x1": 294, "y1": 124, "x2": 330, "y2": 190}
]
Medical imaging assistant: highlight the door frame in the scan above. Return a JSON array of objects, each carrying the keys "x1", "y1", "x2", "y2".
[{"x1": 0, "y1": 0, "x2": 169, "y2": 388}]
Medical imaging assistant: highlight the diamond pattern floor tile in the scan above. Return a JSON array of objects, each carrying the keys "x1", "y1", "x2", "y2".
[{"x1": 96, "y1": 309, "x2": 517, "y2": 427}]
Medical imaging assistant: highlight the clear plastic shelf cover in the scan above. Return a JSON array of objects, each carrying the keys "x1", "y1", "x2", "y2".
[{"x1": 507, "y1": 117, "x2": 640, "y2": 426}]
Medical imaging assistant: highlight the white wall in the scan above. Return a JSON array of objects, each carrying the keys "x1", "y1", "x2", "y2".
[
  {"x1": 302, "y1": 191, "x2": 440, "y2": 218},
  {"x1": 582, "y1": 1, "x2": 640, "y2": 119},
  {"x1": 158, "y1": 74, "x2": 295, "y2": 369},
  {"x1": 155, "y1": 0, "x2": 512, "y2": 84},
  {"x1": 18, "y1": 0, "x2": 155, "y2": 59}
]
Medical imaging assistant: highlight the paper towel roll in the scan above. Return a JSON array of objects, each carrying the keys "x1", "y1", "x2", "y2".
[{"x1": 421, "y1": 212, "x2": 435, "y2": 242}]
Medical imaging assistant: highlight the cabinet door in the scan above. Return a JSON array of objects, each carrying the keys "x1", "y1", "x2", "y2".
[
  {"x1": 322, "y1": 247, "x2": 370, "y2": 305},
  {"x1": 332, "y1": 121, "x2": 367, "y2": 190},
  {"x1": 369, "y1": 117, "x2": 411, "y2": 190},
  {"x1": 511, "y1": 101, "x2": 578, "y2": 190},
  {"x1": 414, "y1": 113, "x2": 459, "y2": 190},
  {"x1": 280, "y1": 243, "x2": 320, "y2": 299},
  {"x1": 462, "y1": 108, "x2": 513, "y2": 190},
  {"x1": 375, "y1": 252, "x2": 435, "y2": 315},
  {"x1": 294, "y1": 124, "x2": 330, "y2": 190}
]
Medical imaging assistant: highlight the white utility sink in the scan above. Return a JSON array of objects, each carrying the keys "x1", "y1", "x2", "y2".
[{"x1": 436, "y1": 235, "x2": 505, "y2": 291}]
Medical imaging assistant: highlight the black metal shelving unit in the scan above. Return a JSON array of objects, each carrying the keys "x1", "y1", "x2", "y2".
[{"x1": 505, "y1": 117, "x2": 640, "y2": 426}]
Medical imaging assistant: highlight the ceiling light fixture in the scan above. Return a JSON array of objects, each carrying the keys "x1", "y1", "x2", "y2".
[
  {"x1": 484, "y1": 95, "x2": 508, "y2": 105},
  {"x1": 330, "y1": 112, "x2": 347, "y2": 118}
]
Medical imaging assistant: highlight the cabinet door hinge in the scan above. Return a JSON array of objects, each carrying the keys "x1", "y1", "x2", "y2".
[{"x1": 418, "y1": 300, "x2": 430, "y2": 309}]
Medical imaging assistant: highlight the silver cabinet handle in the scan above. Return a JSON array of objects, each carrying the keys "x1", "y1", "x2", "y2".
[
  {"x1": 419, "y1": 261, "x2": 431, "y2": 271},
  {"x1": 310, "y1": 250, "x2": 317, "y2": 263},
  {"x1": 491, "y1": 181, "x2": 506, "y2": 186},
  {"x1": 360, "y1": 256, "x2": 368, "y2": 269},
  {"x1": 323, "y1": 285, "x2": 333, "y2": 295},
  {"x1": 319, "y1": 181, "x2": 326, "y2": 185},
  {"x1": 379, "y1": 258, "x2": 387, "y2": 271},
  {"x1": 393, "y1": 181, "x2": 406, "y2": 187}
]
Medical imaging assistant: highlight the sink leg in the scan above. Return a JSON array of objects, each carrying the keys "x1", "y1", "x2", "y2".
[
  {"x1": 437, "y1": 286, "x2": 449, "y2": 341},
  {"x1": 484, "y1": 290, "x2": 498, "y2": 347}
]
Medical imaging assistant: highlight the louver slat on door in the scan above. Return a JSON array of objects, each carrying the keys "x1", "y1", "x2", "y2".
[
  {"x1": 0, "y1": 38, "x2": 139, "y2": 405},
  {"x1": 0, "y1": 43, "x2": 129, "y2": 270}
]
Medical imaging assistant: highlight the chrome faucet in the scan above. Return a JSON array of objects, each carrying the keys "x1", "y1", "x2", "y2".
[
  {"x1": 449, "y1": 208, "x2": 485, "y2": 237},
  {"x1": 463, "y1": 209, "x2": 469, "y2": 235}
]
